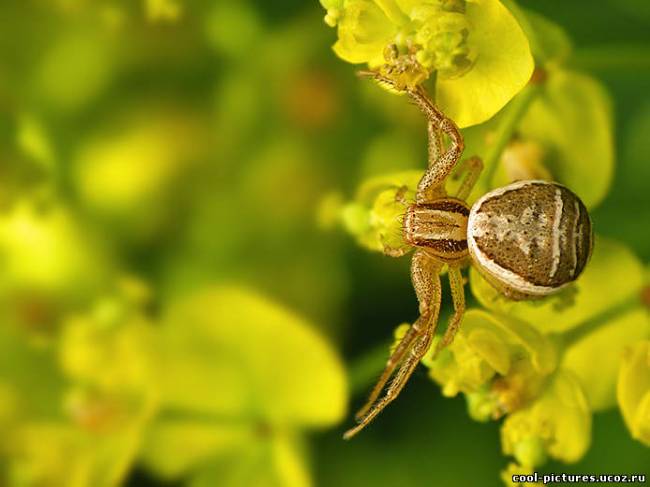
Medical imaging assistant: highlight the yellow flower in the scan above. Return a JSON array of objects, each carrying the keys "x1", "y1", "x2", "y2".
[
  {"x1": 471, "y1": 237, "x2": 649, "y2": 414},
  {"x1": 339, "y1": 170, "x2": 422, "y2": 253},
  {"x1": 470, "y1": 238, "x2": 643, "y2": 335},
  {"x1": 421, "y1": 309, "x2": 557, "y2": 417},
  {"x1": 561, "y1": 307, "x2": 649, "y2": 412},
  {"x1": 617, "y1": 341, "x2": 650, "y2": 446},
  {"x1": 321, "y1": 0, "x2": 534, "y2": 127},
  {"x1": 332, "y1": 0, "x2": 402, "y2": 66},
  {"x1": 501, "y1": 371, "x2": 591, "y2": 467}
]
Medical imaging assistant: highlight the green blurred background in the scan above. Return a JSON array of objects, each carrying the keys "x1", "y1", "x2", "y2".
[{"x1": 0, "y1": 0, "x2": 649, "y2": 486}]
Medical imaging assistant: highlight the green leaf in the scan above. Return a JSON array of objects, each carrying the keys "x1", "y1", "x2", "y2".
[
  {"x1": 35, "y1": 29, "x2": 114, "y2": 112},
  {"x1": 470, "y1": 237, "x2": 644, "y2": 334}
]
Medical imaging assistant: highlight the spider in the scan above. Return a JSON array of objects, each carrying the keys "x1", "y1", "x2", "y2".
[{"x1": 343, "y1": 73, "x2": 593, "y2": 439}]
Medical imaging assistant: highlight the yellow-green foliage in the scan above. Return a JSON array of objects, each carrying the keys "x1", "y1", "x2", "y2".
[{"x1": 142, "y1": 287, "x2": 346, "y2": 486}]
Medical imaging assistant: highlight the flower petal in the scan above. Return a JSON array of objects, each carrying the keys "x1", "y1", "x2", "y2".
[
  {"x1": 435, "y1": 0, "x2": 534, "y2": 127},
  {"x1": 617, "y1": 341, "x2": 650, "y2": 446}
]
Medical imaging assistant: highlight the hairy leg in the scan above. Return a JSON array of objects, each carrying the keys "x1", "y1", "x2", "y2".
[
  {"x1": 412, "y1": 87, "x2": 464, "y2": 203},
  {"x1": 352, "y1": 250, "x2": 441, "y2": 420},
  {"x1": 344, "y1": 250, "x2": 442, "y2": 439},
  {"x1": 436, "y1": 265, "x2": 465, "y2": 353},
  {"x1": 357, "y1": 72, "x2": 464, "y2": 202},
  {"x1": 344, "y1": 313, "x2": 438, "y2": 439}
]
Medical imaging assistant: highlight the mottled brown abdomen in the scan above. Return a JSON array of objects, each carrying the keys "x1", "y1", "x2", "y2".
[{"x1": 467, "y1": 180, "x2": 592, "y2": 297}]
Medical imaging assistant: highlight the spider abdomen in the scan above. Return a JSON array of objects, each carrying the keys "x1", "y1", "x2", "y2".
[{"x1": 467, "y1": 180, "x2": 592, "y2": 299}]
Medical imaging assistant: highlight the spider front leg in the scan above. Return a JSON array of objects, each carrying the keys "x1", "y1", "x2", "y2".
[
  {"x1": 343, "y1": 250, "x2": 442, "y2": 439},
  {"x1": 357, "y1": 74, "x2": 464, "y2": 203},
  {"x1": 410, "y1": 86, "x2": 464, "y2": 202}
]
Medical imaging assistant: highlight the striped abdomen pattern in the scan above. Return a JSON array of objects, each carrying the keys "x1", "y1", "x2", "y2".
[{"x1": 467, "y1": 180, "x2": 592, "y2": 297}]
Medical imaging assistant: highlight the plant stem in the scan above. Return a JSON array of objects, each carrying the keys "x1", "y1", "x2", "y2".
[
  {"x1": 557, "y1": 294, "x2": 643, "y2": 350},
  {"x1": 483, "y1": 82, "x2": 542, "y2": 185}
]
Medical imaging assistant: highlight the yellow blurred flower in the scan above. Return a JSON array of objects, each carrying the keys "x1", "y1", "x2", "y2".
[
  {"x1": 0, "y1": 289, "x2": 156, "y2": 487},
  {"x1": 60, "y1": 303, "x2": 157, "y2": 395},
  {"x1": 617, "y1": 341, "x2": 650, "y2": 446},
  {"x1": 0, "y1": 200, "x2": 110, "y2": 333},
  {"x1": 0, "y1": 201, "x2": 106, "y2": 297},
  {"x1": 142, "y1": 286, "x2": 347, "y2": 486},
  {"x1": 145, "y1": 0, "x2": 182, "y2": 22}
]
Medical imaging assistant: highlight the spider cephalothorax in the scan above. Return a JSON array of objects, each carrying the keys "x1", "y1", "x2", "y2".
[{"x1": 343, "y1": 75, "x2": 592, "y2": 439}]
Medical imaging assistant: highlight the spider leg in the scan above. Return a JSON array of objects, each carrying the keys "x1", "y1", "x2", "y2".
[
  {"x1": 358, "y1": 71, "x2": 464, "y2": 203},
  {"x1": 344, "y1": 316, "x2": 437, "y2": 440},
  {"x1": 436, "y1": 265, "x2": 465, "y2": 353},
  {"x1": 353, "y1": 314, "x2": 423, "y2": 421},
  {"x1": 344, "y1": 250, "x2": 442, "y2": 439},
  {"x1": 453, "y1": 156, "x2": 483, "y2": 201},
  {"x1": 353, "y1": 250, "x2": 440, "y2": 420},
  {"x1": 410, "y1": 86, "x2": 464, "y2": 203},
  {"x1": 428, "y1": 116, "x2": 443, "y2": 167}
]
